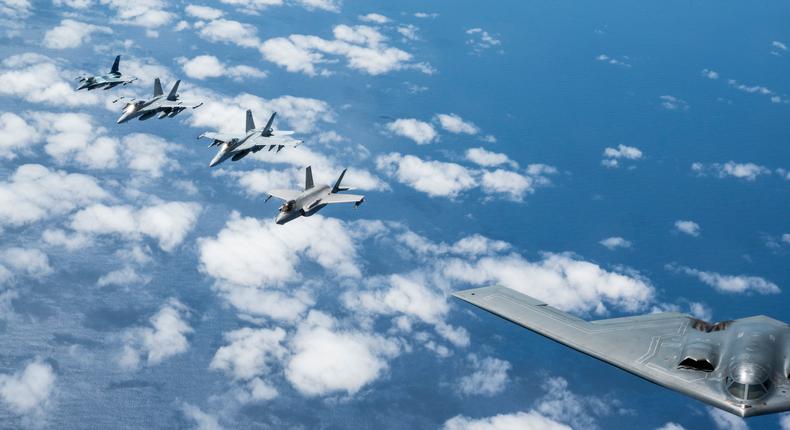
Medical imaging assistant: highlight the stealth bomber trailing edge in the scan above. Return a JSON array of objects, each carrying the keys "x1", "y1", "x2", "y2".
[
  {"x1": 454, "y1": 285, "x2": 790, "y2": 417},
  {"x1": 198, "y1": 110, "x2": 303, "y2": 167},
  {"x1": 265, "y1": 166, "x2": 364, "y2": 224},
  {"x1": 76, "y1": 55, "x2": 137, "y2": 91},
  {"x1": 116, "y1": 78, "x2": 203, "y2": 124}
]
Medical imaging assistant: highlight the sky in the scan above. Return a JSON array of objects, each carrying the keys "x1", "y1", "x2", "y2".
[{"x1": 0, "y1": 0, "x2": 789, "y2": 429}]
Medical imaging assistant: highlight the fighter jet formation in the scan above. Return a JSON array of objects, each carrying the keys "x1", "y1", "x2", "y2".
[
  {"x1": 76, "y1": 55, "x2": 136, "y2": 90},
  {"x1": 81, "y1": 55, "x2": 364, "y2": 225},
  {"x1": 198, "y1": 110, "x2": 302, "y2": 167}
]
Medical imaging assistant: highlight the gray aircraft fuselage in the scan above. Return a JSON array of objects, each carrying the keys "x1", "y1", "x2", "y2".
[
  {"x1": 208, "y1": 128, "x2": 267, "y2": 167},
  {"x1": 117, "y1": 95, "x2": 166, "y2": 123},
  {"x1": 275, "y1": 184, "x2": 332, "y2": 224}
]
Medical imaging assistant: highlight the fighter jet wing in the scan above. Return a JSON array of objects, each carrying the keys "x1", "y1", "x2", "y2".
[
  {"x1": 266, "y1": 189, "x2": 301, "y2": 202},
  {"x1": 319, "y1": 194, "x2": 364, "y2": 205},
  {"x1": 247, "y1": 135, "x2": 302, "y2": 148},
  {"x1": 199, "y1": 132, "x2": 239, "y2": 143},
  {"x1": 160, "y1": 100, "x2": 203, "y2": 109},
  {"x1": 453, "y1": 285, "x2": 744, "y2": 415}
]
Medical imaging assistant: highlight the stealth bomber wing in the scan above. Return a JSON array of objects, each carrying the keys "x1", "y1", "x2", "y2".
[
  {"x1": 198, "y1": 110, "x2": 302, "y2": 167},
  {"x1": 454, "y1": 285, "x2": 790, "y2": 417},
  {"x1": 76, "y1": 55, "x2": 137, "y2": 91}
]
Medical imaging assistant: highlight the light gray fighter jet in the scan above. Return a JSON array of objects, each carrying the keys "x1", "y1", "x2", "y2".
[
  {"x1": 115, "y1": 78, "x2": 202, "y2": 124},
  {"x1": 198, "y1": 110, "x2": 302, "y2": 167},
  {"x1": 265, "y1": 166, "x2": 364, "y2": 225},
  {"x1": 454, "y1": 285, "x2": 790, "y2": 417},
  {"x1": 76, "y1": 55, "x2": 137, "y2": 91}
]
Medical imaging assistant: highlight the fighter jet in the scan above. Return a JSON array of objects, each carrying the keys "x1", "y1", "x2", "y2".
[
  {"x1": 115, "y1": 78, "x2": 202, "y2": 124},
  {"x1": 454, "y1": 285, "x2": 790, "y2": 417},
  {"x1": 198, "y1": 110, "x2": 302, "y2": 167},
  {"x1": 265, "y1": 166, "x2": 364, "y2": 225},
  {"x1": 76, "y1": 55, "x2": 137, "y2": 91}
]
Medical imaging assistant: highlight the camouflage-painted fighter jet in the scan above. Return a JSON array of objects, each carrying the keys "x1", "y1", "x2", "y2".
[{"x1": 76, "y1": 55, "x2": 136, "y2": 91}]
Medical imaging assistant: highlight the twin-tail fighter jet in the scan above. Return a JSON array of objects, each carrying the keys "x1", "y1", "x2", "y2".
[
  {"x1": 76, "y1": 55, "x2": 137, "y2": 91},
  {"x1": 116, "y1": 78, "x2": 202, "y2": 124},
  {"x1": 265, "y1": 166, "x2": 364, "y2": 225},
  {"x1": 454, "y1": 285, "x2": 790, "y2": 417},
  {"x1": 198, "y1": 110, "x2": 302, "y2": 167}
]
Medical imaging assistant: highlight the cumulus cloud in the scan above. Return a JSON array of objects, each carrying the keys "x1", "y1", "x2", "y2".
[
  {"x1": 376, "y1": 153, "x2": 555, "y2": 201},
  {"x1": 99, "y1": 0, "x2": 174, "y2": 28},
  {"x1": 97, "y1": 266, "x2": 150, "y2": 287},
  {"x1": 674, "y1": 220, "x2": 700, "y2": 237},
  {"x1": 0, "y1": 112, "x2": 37, "y2": 159},
  {"x1": 596, "y1": 54, "x2": 631, "y2": 68},
  {"x1": 691, "y1": 161, "x2": 773, "y2": 181},
  {"x1": 659, "y1": 95, "x2": 689, "y2": 110},
  {"x1": 465, "y1": 147, "x2": 517, "y2": 168},
  {"x1": 466, "y1": 28, "x2": 502, "y2": 54},
  {"x1": 198, "y1": 18, "x2": 261, "y2": 48},
  {"x1": 602, "y1": 144, "x2": 643, "y2": 168},
  {"x1": 443, "y1": 411, "x2": 571, "y2": 430},
  {"x1": 0, "y1": 247, "x2": 52, "y2": 277},
  {"x1": 701, "y1": 69, "x2": 719, "y2": 80},
  {"x1": 436, "y1": 113, "x2": 479, "y2": 135},
  {"x1": 119, "y1": 299, "x2": 192, "y2": 370},
  {"x1": 444, "y1": 253, "x2": 654, "y2": 315},
  {"x1": 599, "y1": 237, "x2": 631, "y2": 250},
  {"x1": 181, "y1": 403, "x2": 223, "y2": 430},
  {"x1": 295, "y1": 0, "x2": 339, "y2": 12},
  {"x1": 70, "y1": 201, "x2": 201, "y2": 252},
  {"x1": 0, "y1": 0, "x2": 32, "y2": 18},
  {"x1": 43, "y1": 19, "x2": 111, "y2": 49},
  {"x1": 0, "y1": 359, "x2": 56, "y2": 416},
  {"x1": 197, "y1": 213, "x2": 359, "y2": 321},
  {"x1": 177, "y1": 55, "x2": 267, "y2": 80},
  {"x1": 708, "y1": 408, "x2": 748, "y2": 430},
  {"x1": 385, "y1": 118, "x2": 437, "y2": 144},
  {"x1": 656, "y1": 423, "x2": 686, "y2": 430},
  {"x1": 780, "y1": 413, "x2": 790, "y2": 430},
  {"x1": 185, "y1": 4, "x2": 224, "y2": 20},
  {"x1": 0, "y1": 164, "x2": 107, "y2": 228},
  {"x1": 285, "y1": 311, "x2": 400, "y2": 396},
  {"x1": 458, "y1": 354, "x2": 511, "y2": 396},
  {"x1": 726, "y1": 78, "x2": 786, "y2": 103},
  {"x1": 211, "y1": 327, "x2": 286, "y2": 385},
  {"x1": 0, "y1": 53, "x2": 103, "y2": 107},
  {"x1": 666, "y1": 264, "x2": 780, "y2": 295},
  {"x1": 259, "y1": 25, "x2": 432, "y2": 76},
  {"x1": 359, "y1": 13, "x2": 389, "y2": 24}
]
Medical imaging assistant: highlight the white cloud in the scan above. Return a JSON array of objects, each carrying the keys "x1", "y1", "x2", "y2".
[
  {"x1": 656, "y1": 423, "x2": 686, "y2": 430},
  {"x1": 27, "y1": 112, "x2": 118, "y2": 170},
  {"x1": 178, "y1": 55, "x2": 267, "y2": 80},
  {"x1": 0, "y1": 359, "x2": 56, "y2": 416},
  {"x1": 666, "y1": 264, "x2": 780, "y2": 295},
  {"x1": 436, "y1": 113, "x2": 479, "y2": 135},
  {"x1": 0, "y1": 164, "x2": 108, "y2": 228},
  {"x1": 120, "y1": 299, "x2": 192, "y2": 370},
  {"x1": 659, "y1": 95, "x2": 689, "y2": 110},
  {"x1": 773, "y1": 41, "x2": 788, "y2": 51},
  {"x1": 0, "y1": 53, "x2": 102, "y2": 107},
  {"x1": 259, "y1": 25, "x2": 431, "y2": 76},
  {"x1": 218, "y1": 0, "x2": 282, "y2": 15},
  {"x1": 783, "y1": 234, "x2": 790, "y2": 244},
  {"x1": 97, "y1": 266, "x2": 150, "y2": 287},
  {"x1": 198, "y1": 19, "x2": 261, "y2": 48},
  {"x1": 674, "y1": 220, "x2": 700, "y2": 237},
  {"x1": 534, "y1": 377, "x2": 622, "y2": 430},
  {"x1": 0, "y1": 112, "x2": 37, "y2": 159},
  {"x1": 99, "y1": 0, "x2": 174, "y2": 28},
  {"x1": 43, "y1": 19, "x2": 111, "y2": 49},
  {"x1": 181, "y1": 403, "x2": 223, "y2": 430},
  {"x1": 599, "y1": 237, "x2": 631, "y2": 250},
  {"x1": 70, "y1": 201, "x2": 202, "y2": 252},
  {"x1": 708, "y1": 408, "x2": 748, "y2": 430},
  {"x1": 602, "y1": 144, "x2": 643, "y2": 168},
  {"x1": 0, "y1": 0, "x2": 32, "y2": 18},
  {"x1": 385, "y1": 118, "x2": 437, "y2": 144},
  {"x1": 359, "y1": 13, "x2": 389, "y2": 24},
  {"x1": 596, "y1": 54, "x2": 631, "y2": 68},
  {"x1": 0, "y1": 248, "x2": 52, "y2": 277},
  {"x1": 211, "y1": 327, "x2": 287, "y2": 383},
  {"x1": 285, "y1": 311, "x2": 400, "y2": 396},
  {"x1": 443, "y1": 412, "x2": 571, "y2": 430},
  {"x1": 294, "y1": 0, "x2": 339, "y2": 12},
  {"x1": 465, "y1": 147, "x2": 517, "y2": 168},
  {"x1": 458, "y1": 355, "x2": 511, "y2": 396},
  {"x1": 726, "y1": 78, "x2": 786, "y2": 103},
  {"x1": 780, "y1": 413, "x2": 790, "y2": 430},
  {"x1": 376, "y1": 153, "x2": 555, "y2": 201},
  {"x1": 185, "y1": 4, "x2": 224, "y2": 20},
  {"x1": 701, "y1": 69, "x2": 719, "y2": 79},
  {"x1": 376, "y1": 153, "x2": 475, "y2": 198},
  {"x1": 466, "y1": 28, "x2": 502, "y2": 54},
  {"x1": 443, "y1": 252, "x2": 655, "y2": 315},
  {"x1": 414, "y1": 12, "x2": 438, "y2": 19},
  {"x1": 691, "y1": 161, "x2": 773, "y2": 181}
]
